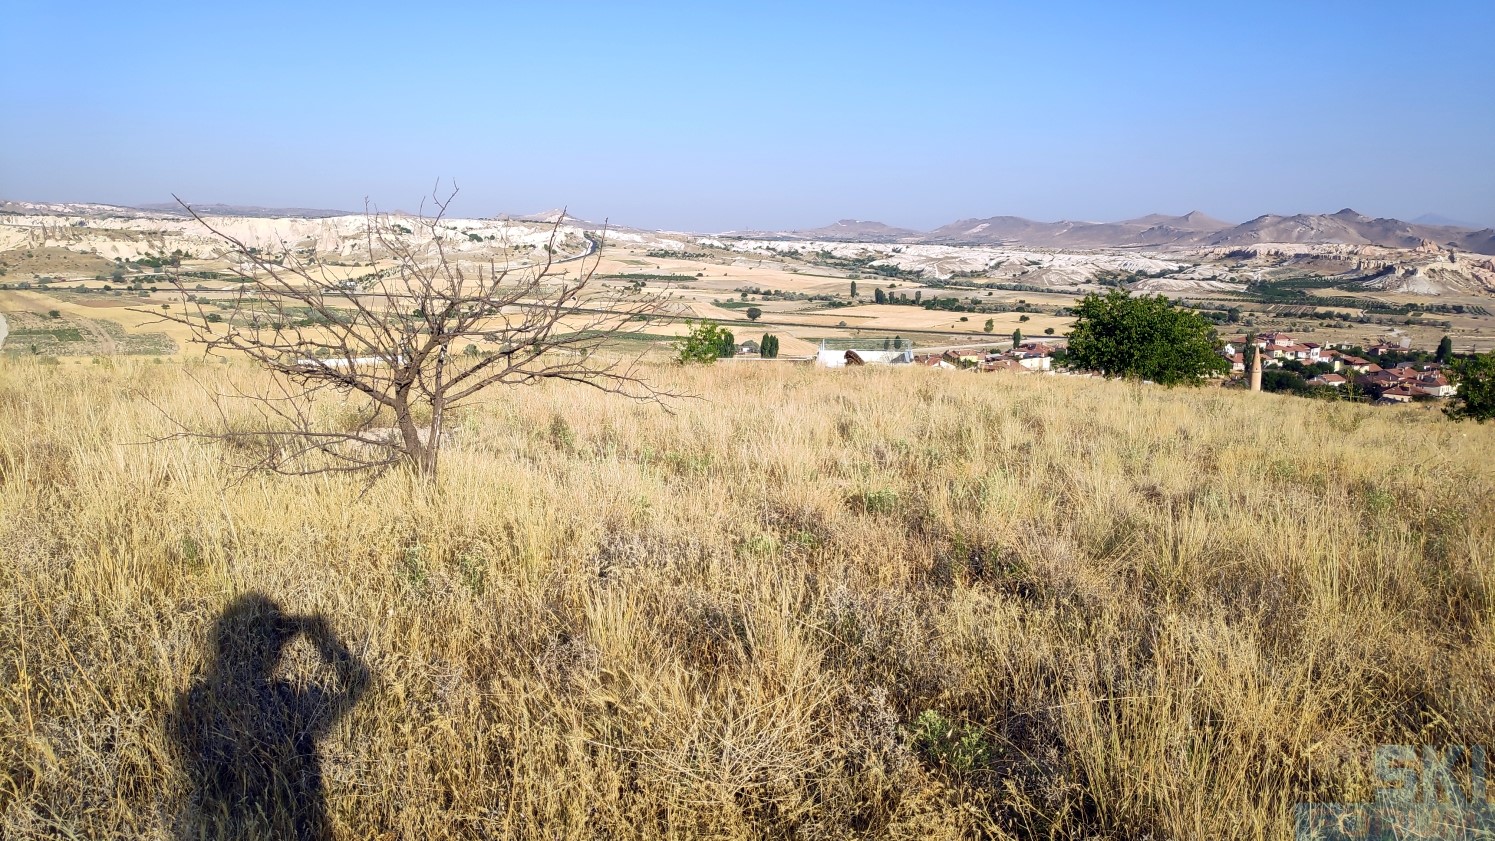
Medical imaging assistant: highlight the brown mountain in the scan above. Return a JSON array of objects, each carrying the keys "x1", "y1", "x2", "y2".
[
  {"x1": 790, "y1": 219, "x2": 923, "y2": 241},
  {"x1": 924, "y1": 211, "x2": 1231, "y2": 248},
  {"x1": 1203, "y1": 209, "x2": 1495, "y2": 254},
  {"x1": 1126, "y1": 210, "x2": 1232, "y2": 232},
  {"x1": 912, "y1": 209, "x2": 1495, "y2": 255}
]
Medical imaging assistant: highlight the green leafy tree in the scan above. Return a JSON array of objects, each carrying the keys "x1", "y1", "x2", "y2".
[
  {"x1": 1436, "y1": 335, "x2": 1454, "y2": 363},
  {"x1": 1226, "y1": 307, "x2": 1241, "y2": 324},
  {"x1": 759, "y1": 333, "x2": 780, "y2": 359},
  {"x1": 1044, "y1": 327, "x2": 1055, "y2": 335},
  {"x1": 1065, "y1": 289, "x2": 1229, "y2": 385},
  {"x1": 892, "y1": 336, "x2": 905, "y2": 350},
  {"x1": 675, "y1": 320, "x2": 735, "y2": 363},
  {"x1": 983, "y1": 318, "x2": 994, "y2": 333},
  {"x1": 1445, "y1": 351, "x2": 1495, "y2": 422},
  {"x1": 1011, "y1": 328, "x2": 1022, "y2": 347},
  {"x1": 850, "y1": 280, "x2": 858, "y2": 298},
  {"x1": 874, "y1": 288, "x2": 886, "y2": 304},
  {"x1": 746, "y1": 306, "x2": 762, "y2": 321}
]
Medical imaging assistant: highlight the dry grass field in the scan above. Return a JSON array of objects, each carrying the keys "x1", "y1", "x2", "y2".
[{"x1": 1, "y1": 357, "x2": 1492, "y2": 839}]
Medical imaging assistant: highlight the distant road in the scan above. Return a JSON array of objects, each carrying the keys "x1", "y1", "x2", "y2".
[{"x1": 557, "y1": 234, "x2": 598, "y2": 263}]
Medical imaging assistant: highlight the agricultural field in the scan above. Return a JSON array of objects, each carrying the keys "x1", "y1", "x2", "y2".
[{"x1": 0, "y1": 294, "x2": 177, "y2": 357}]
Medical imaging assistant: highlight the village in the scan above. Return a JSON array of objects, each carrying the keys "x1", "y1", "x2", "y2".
[
  {"x1": 725, "y1": 328, "x2": 1460, "y2": 406},
  {"x1": 1220, "y1": 331, "x2": 1458, "y2": 403}
]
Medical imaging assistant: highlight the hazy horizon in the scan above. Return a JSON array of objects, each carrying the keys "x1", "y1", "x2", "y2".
[
  {"x1": 7, "y1": 199, "x2": 1492, "y2": 237},
  {"x1": 4, "y1": 0, "x2": 1493, "y2": 231}
]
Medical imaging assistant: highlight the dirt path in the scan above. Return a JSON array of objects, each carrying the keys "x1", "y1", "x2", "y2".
[{"x1": 77, "y1": 316, "x2": 117, "y2": 354}]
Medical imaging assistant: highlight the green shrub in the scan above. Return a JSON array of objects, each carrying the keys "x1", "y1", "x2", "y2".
[
  {"x1": 675, "y1": 320, "x2": 735, "y2": 363},
  {"x1": 910, "y1": 709, "x2": 990, "y2": 775},
  {"x1": 850, "y1": 488, "x2": 899, "y2": 515}
]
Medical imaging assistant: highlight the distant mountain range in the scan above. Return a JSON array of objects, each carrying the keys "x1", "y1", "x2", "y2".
[
  {"x1": 134, "y1": 202, "x2": 356, "y2": 218},
  {"x1": 5, "y1": 198, "x2": 1492, "y2": 256},
  {"x1": 762, "y1": 209, "x2": 1495, "y2": 255}
]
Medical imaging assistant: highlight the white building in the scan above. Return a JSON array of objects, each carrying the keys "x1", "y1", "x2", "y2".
[{"x1": 815, "y1": 344, "x2": 913, "y2": 368}]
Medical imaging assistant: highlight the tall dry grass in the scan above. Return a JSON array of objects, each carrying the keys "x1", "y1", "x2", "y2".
[{"x1": 1, "y1": 357, "x2": 1491, "y2": 839}]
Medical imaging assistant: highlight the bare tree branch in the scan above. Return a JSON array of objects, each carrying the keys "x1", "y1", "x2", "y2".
[{"x1": 137, "y1": 187, "x2": 675, "y2": 480}]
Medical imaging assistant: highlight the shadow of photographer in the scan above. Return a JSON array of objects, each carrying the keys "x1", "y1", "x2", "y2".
[{"x1": 170, "y1": 593, "x2": 369, "y2": 840}]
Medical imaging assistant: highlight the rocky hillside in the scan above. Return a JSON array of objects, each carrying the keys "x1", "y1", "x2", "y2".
[
  {"x1": 0, "y1": 206, "x2": 596, "y2": 270},
  {"x1": 923, "y1": 211, "x2": 1232, "y2": 249},
  {"x1": 1201, "y1": 208, "x2": 1490, "y2": 253}
]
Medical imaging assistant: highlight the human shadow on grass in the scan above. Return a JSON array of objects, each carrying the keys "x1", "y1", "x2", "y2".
[{"x1": 170, "y1": 593, "x2": 370, "y2": 840}]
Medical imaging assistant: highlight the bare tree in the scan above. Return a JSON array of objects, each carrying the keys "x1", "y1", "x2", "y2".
[{"x1": 147, "y1": 186, "x2": 670, "y2": 480}]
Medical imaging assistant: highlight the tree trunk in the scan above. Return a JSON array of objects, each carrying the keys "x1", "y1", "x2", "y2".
[{"x1": 392, "y1": 391, "x2": 433, "y2": 479}]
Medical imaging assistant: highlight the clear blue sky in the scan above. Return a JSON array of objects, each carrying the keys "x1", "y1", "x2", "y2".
[{"x1": 3, "y1": 0, "x2": 1492, "y2": 230}]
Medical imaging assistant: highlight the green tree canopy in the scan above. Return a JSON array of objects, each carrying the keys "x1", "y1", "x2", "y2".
[
  {"x1": 1065, "y1": 290, "x2": 1229, "y2": 385},
  {"x1": 746, "y1": 307, "x2": 762, "y2": 321},
  {"x1": 675, "y1": 321, "x2": 735, "y2": 363},
  {"x1": 759, "y1": 333, "x2": 780, "y2": 359},
  {"x1": 1436, "y1": 335, "x2": 1454, "y2": 363},
  {"x1": 1446, "y1": 351, "x2": 1495, "y2": 422}
]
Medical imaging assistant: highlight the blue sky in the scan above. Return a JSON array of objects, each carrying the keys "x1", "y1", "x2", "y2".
[{"x1": 3, "y1": 0, "x2": 1492, "y2": 230}]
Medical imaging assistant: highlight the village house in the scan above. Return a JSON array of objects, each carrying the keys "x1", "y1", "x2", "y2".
[
  {"x1": 1317, "y1": 349, "x2": 1348, "y2": 372},
  {"x1": 914, "y1": 354, "x2": 958, "y2": 370},
  {"x1": 1010, "y1": 342, "x2": 1055, "y2": 371},
  {"x1": 1417, "y1": 375, "x2": 1456, "y2": 398},
  {"x1": 1378, "y1": 385, "x2": 1417, "y2": 403},
  {"x1": 978, "y1": 358, "x2": 1028, "y2": 373},
  {"x1": 1367, "y1": 340, "x2": 1411, "y2": 356},
  {"x1": 974, "y1": 341, "x2": 1054, "y2": 373},
  {"x1": 1353, "y1": 360, "x2": 1457, "y2": 401},
  {"x1": 1224, "y1": 332, "x2": 1324, "y2": 369}
]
